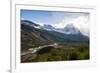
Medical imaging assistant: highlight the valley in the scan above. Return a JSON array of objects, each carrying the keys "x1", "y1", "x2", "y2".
[{"x1": 21, "y1": 20, "x2": 89, "y2": 63}]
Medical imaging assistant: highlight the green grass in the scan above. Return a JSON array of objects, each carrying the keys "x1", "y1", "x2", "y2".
[{"x1": 31, "y1": 44, "x2": 89, "y2": 62}]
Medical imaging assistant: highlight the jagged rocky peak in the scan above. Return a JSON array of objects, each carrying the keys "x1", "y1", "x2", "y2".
[{"x1": 63, "y1": 23, "x2": 80, "y2": 34}]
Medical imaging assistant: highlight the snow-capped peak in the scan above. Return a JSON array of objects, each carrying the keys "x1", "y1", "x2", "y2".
[
  {"x1": 62, "y1": 23, "x2": 80, "y2": 34},
  {"x1": 42, "y1": 24, "x2": 55, "y2": 31}
]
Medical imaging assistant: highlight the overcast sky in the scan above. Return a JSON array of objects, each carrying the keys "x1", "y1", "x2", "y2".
[{"x1": 21, "y1": 10, "x2": 89, "y2": 34}]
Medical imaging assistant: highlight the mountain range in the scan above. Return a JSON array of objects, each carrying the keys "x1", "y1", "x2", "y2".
[{"x1": 21, "y1": 20, "x2": 89, "y2": 51}]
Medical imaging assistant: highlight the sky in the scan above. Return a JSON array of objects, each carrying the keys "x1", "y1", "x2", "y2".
[{"x1": 21, "y1": 10, "x2": 89, "y2": 35}]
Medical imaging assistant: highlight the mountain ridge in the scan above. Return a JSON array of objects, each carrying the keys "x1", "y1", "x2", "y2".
[{"x1": 21, "y1": 20, "x2": 89, "y2": 51}]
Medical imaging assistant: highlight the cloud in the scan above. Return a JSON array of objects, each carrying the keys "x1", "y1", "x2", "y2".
[
  {"x1": 52, "y1": 12, "x2": 89, "y2": 36},
  {"x1": 21, "y1": 17, "x2": 25, "y2": 20}
]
